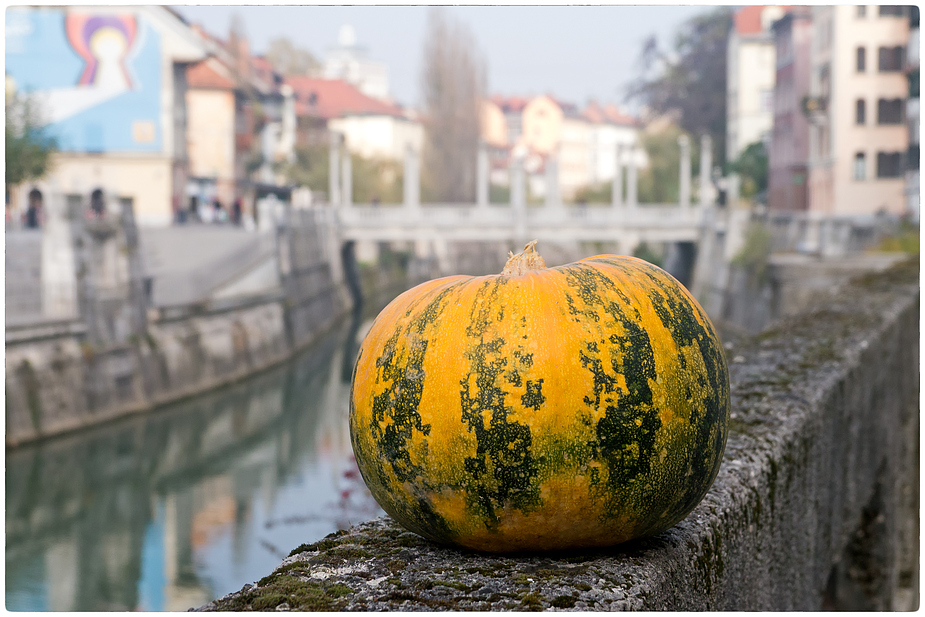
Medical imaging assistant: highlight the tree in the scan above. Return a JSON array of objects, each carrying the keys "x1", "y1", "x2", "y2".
[
  {"x1": 627, "y1": 7, "x2": 733, "y2": 167},
  {"x1": 729, "y1": 140, "x2": 768, "y2": 200},
  {"x1": 265, "y1": 37, "x2": 320, "y2": 76},
  {"x1": 5, "y1": 92, "x2": 57, "y2": 190},
  {"x1": 420, "y1": 8, "x2": 486, "y2": 202},
  {"x1": 284, "y1": 144, "x2": 404, "y2": 204}
]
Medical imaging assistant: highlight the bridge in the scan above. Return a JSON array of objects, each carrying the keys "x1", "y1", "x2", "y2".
[{"x1": 322, "y1": 133, "x2": 724, "y2": 251}]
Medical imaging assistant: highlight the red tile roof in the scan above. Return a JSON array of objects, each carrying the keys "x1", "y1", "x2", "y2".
[
  {"x1": 286, "y1": 76, "x2": 404, "y2": 119},
  {"x1": 735, "y1": 5, "x2": 791, "y2": 35},
  {"x1": 603, "y1": 104, "x2": 639, "y2": 127},
  {"x1": 187, "y1": 58, "x2": 235, "y2": 90},
  {"x1": 251, "y1": 56, "x2": 275, "y2": 74},
  {"x1": 490, "y1": 95, "x2": 529, "y2": 114}
]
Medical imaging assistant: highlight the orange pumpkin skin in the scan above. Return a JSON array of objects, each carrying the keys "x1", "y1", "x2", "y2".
[{"x1": 349, "y1": 249, "x2": 729, "y2": 552}]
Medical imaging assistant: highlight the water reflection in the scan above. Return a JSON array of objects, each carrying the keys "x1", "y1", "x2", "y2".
[{"x1": 5, "y1": 311, "x2": 383, "y2": 611}]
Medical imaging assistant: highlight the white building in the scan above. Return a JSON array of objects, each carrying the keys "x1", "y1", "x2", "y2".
[
  {"x1": 584, "y1": 102, "x2": 647, "y2": 186},
  {"x1": 328, "y1": 113, "x2": 423, "y2": 162},
  {"x1": 322, "y1": 25, "x2": 389, "y2": 102},
  {"x1": 727, "y1": 5, "x2": 786, "y2": 163}
]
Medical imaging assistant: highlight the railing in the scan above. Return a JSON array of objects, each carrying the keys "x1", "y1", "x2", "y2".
[{"x1": 337, "y1": 202, "x2": 703, "y2": 232}]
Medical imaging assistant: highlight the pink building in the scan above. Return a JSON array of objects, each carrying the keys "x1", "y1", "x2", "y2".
[{"x1": 769, "y1": 7, "x2": 813, "y2": 211}]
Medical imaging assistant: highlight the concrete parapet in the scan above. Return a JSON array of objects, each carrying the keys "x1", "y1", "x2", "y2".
[{"x1": 197, "y1": 258, "x2": 918, "y2": 612}]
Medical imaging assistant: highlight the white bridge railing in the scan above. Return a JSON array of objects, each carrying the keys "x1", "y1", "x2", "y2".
[{"x1": 326, "y1": 132, "x2": 717, "y2": 246}]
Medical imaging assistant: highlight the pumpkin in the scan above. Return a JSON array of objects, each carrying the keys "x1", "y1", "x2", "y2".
[{"x1": 349, "y1": 241, "x2": 729, "y2": 552}]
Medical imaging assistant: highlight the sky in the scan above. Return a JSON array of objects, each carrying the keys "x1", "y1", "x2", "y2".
[{"x1": 172, "y1": 5, "x2": 709, "y2": 112}]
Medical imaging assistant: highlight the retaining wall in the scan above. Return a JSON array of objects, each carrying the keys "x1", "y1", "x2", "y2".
[
  {"x1": 5, "y1": 208, "x2": 349, "y2": 447},
  {"x1": 197, "y1": 258, "x2": 919, "y2": 612}
]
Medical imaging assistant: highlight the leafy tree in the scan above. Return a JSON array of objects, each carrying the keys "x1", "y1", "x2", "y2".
[
  {"x1": 265, "y1": 37, "x2": 320, "y2": 76},
  {"x1": 284, "y1": 144, "x2": 404, "y2": 203},
  {"x1": 627, "y1": 7, "x2": 733, "y2": 167},
  {"x1": 285, "y1": 144, "x2": 329, "y2": 193},
  {"x1": 729, "y1": 140, "x2": 768, "y2": 200},
  {"x1": 5, "y1": 92, "x2": 57, "y2": 190},
  {"x1": 573, "y1": 182, "x2": 611, "y2": 204},
  {"x1": 420, "y1": 8, "x2": 486, "y2": 202},
  {"x1": 633, "y1": 241, "x2": 664, "y2": 267},
  {"x1": 351, "y1": 155, "x2": 404, "y2": 204},
  {"x1": 636, "y1": 124, "x2": 701, "y2": 204}
]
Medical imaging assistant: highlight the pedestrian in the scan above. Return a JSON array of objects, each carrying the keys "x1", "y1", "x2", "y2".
[
  {"x1": 25, "y1": 188, "x2": 42, "y2": 228},
  {"x1": 232, "y1": 198, "x2": 242, "y2": 225}
]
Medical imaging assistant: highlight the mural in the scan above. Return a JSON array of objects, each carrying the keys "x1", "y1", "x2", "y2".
[
  {"x1": 65, "y1": 14, "x2": 138, "y2": 88},
  {"x1": 5, "y1": 7, "x2": 161, "y2": 153}
]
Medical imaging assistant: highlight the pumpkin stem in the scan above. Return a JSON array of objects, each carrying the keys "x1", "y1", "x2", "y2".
[{"x1": 501, "y1": 239, "x2": 546, "y2": 275}]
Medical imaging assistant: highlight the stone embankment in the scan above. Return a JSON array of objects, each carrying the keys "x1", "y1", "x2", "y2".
[{"x1": 197, "y1": 258, "x2": 918, "y2": 611}]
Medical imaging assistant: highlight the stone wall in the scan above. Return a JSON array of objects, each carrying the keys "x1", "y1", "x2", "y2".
[
  {"x1": 197, "y1": 258, "x2": 918, "y2": 612},
  {"x1": 5, "y1": 207, "x2": 348, "y2": 447}
]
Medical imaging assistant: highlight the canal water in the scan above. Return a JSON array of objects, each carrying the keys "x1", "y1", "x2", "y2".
[{"x1": 5, "y1": 311, "x2": 385, "y2": 611}]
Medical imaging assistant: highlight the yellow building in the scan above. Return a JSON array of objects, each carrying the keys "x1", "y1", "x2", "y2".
[
  {"x1": 808, "y1": 5, "x2": 910, "y2": 215},
  {"x1": 185, "y1": 56, "x2": 239, "y2": 208}
]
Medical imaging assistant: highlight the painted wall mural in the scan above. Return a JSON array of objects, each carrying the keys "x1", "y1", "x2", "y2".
[{"x1": 5, "y1": 7, "x2": 162, "y2": 153}]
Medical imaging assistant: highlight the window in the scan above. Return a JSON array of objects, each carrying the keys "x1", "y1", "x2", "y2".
[
  {"x1": 908, "y1": 144, "x2": 920, "y2": 171},
  {"x1": 857, "y1": 5, "x2": 867, "y2": 17},
  {"x1": 854, "y1": 152, "x2": 866, "y2": 180},
  {"x1": 876, "y1": 151, "x2": 903, "y2": 178},
  {"x1": 878, "y1": 46, "x2": 905, "y2": 71},
  {"x1": 857, "y1": 46, "x2": 866, "y2": 72},
  {"x1": 877, "y1": 98, "x2": 905, "y2": 124},
  {"x1": 879, "y1": 5, "x2": 905, "y2": 17},
  {"x1": 856, "y1": 99, "x2": 866, "y2": 124}
]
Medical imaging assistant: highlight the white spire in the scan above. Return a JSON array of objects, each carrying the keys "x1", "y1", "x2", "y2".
[{"x1": 338, "y1": 24, "x2": 356, "y2": 48}]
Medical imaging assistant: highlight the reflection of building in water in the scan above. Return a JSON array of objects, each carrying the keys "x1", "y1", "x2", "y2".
[
  {"x1": 4, "y1": 321, "x2": 377, "y2": 612},
  {"x1": 164, "y1": 490, "x2": 211, "y2": 612}
]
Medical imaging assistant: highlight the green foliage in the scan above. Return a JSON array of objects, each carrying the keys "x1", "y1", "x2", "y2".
[
  {"x1": 730, "y1": 141, "x2": 768, "y2": 199},
  {"x1": 632, "y1": 242, "x2": 664, "y2": 267},
  {"x1": 489, "y1": 183, "x2": 510, "y2": 204},
  {"x1": 872, "y1": 220, "x2": 920, "y2": 254},
  {"x1": 286, "y1": 144, "x2": 329, "y2": 192},
  {"x1": 573, "y1": 182, "x2": 612, "y2": 204},
  {"x1": 627, "y1": 7, "x2": 733, "y2": 167},
  {"x1": 636, "y1": 125, "x2": 701, "y2": 204},
  {"x1": 285, "y1": 144, "x2": 404, "y2": 203},
  {"x1": 5, "y1": 93, "x2": 57, "y2": 188},
  {"x1": 731, "y1": 222, "x2": 773, "y2": 281},
  {"x1": 351, "y1": 155, "x2": 404, "y2": 203}
]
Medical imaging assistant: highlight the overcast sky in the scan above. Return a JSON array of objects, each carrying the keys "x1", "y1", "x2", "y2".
[{"x1": 173, "y1": 5, "x2": 709, "y2": 111}]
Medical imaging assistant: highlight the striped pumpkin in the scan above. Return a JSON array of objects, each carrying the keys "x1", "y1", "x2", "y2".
[{"x1": 349, "y1": 241, "x2": 729, "y2": 552}]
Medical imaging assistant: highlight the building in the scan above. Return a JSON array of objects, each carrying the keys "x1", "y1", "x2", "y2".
[
  {"x1": 183, "y1": 25, "x2": 296, "y2": 217},
  {"x1": 583, "y1": 102, "x2": 646, "y2": 186},
  {"x1": 807, "y1": 5, "x2": 910, "y2": 216},
  {"x1": 480, "y1": 98, "x2": 508, "y2": 149},
  {"x1": 480, "y1": 95, "x2": 644, "y2": 200},
  {"x1": 322, "y1": 25, "x2": 389, "y2": 102},
  {"x1": 905, "y1": 6, "x2": 920, "y2": 220},
  {"x1": 184, "y1": 56, "x2": 239, "y2": 209},
  {"x1": 768, "y1": 7, "x2": 813, "y2": 211},
  {"x1": 727, "y1": 5, "x2": 787, "y2": 163},
  {"x1": 4, "y1": 6, "x2": 207, "y2": 226},
  {"x1": 287, "y1": 77, "x2": 422, "y2": 161}
]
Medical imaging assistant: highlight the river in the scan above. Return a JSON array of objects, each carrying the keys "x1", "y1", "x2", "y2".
[{"x1": 5, "y1": 310, "x2": 385, "y2": 611}]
